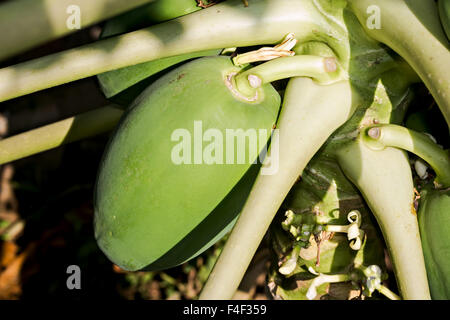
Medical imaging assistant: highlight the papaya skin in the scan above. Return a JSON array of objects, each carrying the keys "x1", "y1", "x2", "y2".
[
  {"x1": 418, "y1": 188, "x2": 450, "y2": 299},
  {"x1": 438, "y1": 0, "x2": 450, "y2": 40},
  {"x1": 94, "y1": 56, "x2": 280, "y2": 271},
  {"x1": 98, "y1": 0, "x2": 221, "y2": 100},
  {"x1": 100, "y1": 0, "x2": 201, "y2": 38}
]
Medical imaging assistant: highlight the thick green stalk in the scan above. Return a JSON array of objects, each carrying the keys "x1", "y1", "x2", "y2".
[
  {"x1": 0, "y1": 0, "x2": 156, "y2": 61},
  {"x1": 199, "y1": 77, "x2": 357, "y2": 299},
  {"x1": 362, "y1": 124, "x2": 450, "y2": 187},
  {"x1": 336, "y1": 140, "x2": 430, "y2": 300},
  {"x1": 0, "y1": 106, "x2": 123, "y2": 165},
  {"x1": 348, "y1": 0, "x2": 450, "y2": 127},
  {"x1": 0, "y1": 0, "x2": 348, "y2": 103}
]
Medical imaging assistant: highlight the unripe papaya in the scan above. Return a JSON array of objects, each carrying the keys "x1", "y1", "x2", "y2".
[
  {"x1": 94, "y1": 56, "x2": 281, "y2": 271},
  {"x1": 418, "y1": 187, "x2": 450, "y2": 299},
  {"x1": 98, "y1": 0, "x2": 220, "y2": 103},
  {"x1": 439, "y1": 0, "x2": 450, "y2": 41},
  {"x1": 101, "y1": 0, "x2": 201, "y2": 38}
]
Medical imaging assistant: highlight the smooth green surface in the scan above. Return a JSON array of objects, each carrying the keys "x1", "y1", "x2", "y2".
[
  {"x1": 361, "y1": 124, "x2": 450, "y2": 187},
  {"x1": 100, "y1": 0, "x2": 200, "y2": 38},
  {"x1": 94, "y1": 56, "x2": 280, "y2": 271},
  {"x1": 98, "y1": 49, "x2": 221, "y2": 99},
  {"x1": 0, "y1": 0, "x2": 155, "y2": 61},
  {"x1": 147, "y1": 164, "x2": 261, "y2": 271},
  {"x1": 439, "y1": 0, "x2": 450, "y2": 40},
  {"x1": 419, "y1": 188, "x2": 450, "y2": 300}
]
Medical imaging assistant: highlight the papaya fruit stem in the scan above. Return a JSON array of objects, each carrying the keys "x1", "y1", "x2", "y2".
[
  {"x1": 0, "y1": 105, "x2": 123, "y2": 165},
  {"x1": 233, "y1": 55, "x2": 340, "y2": 96},
  {"x1": 362, "y1": 124, "x2": 450, "y2": 188}
]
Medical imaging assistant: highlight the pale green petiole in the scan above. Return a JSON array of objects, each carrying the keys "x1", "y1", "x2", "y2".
[
  {"x1": 0, "y1": 0, "x2": 156, "y2": 61},
  {"x1": 199, "y1": 77, "x2": 357, "y2": 300},
  {"x1": 377, "y1": 284, "x2": 401, "y2": 300},
  {"x1": 306, "y1": 272, "x2": 350, "y2": 300},
  {"x1": 234, "y1": 55, "x2": 340, "y2": 96},
  {"x1": 0, "y1": 0, "x2": 346, "y2": 103},
  {"x1": 362, "y1": 124, "x2": 450, "y2": 188},
  {"x1": 336, "y1": 140, "x2": 431, "y2": 299}
]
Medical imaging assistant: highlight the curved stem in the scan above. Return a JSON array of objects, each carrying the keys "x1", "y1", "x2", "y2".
[
  {"x1": 336, "y1": 140, "x2": 431, "y2": 300},
  {"x1": 0, "y1": 0, "x2": 347, "y2": 103},
  {"x1": 199, "y1": 78, "x2": 357, "y2": 300},
  {"x1": 234, "y1": 55, "x2": 339, "y2": 96},
  {"x1": 362, "y1": 124, "x2": 450, "y2": 187},
  {"x1": 0, "y1": 0, "x2": 156, "y2": 61},
  {"x1": 348, "y1": 0, "x2": 450, "y2": 127},
  {"x1": 306, "y1": 273, "x2": 350, "y2": 300},
  {"x1": 378, "y1": 285, "x2": 401, "y2": 300},
  {"x1": 0, "y1": 106, "x2": 123, "y2": 165}
]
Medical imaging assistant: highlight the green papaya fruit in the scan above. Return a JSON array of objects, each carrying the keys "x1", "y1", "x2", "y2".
[
  {"x1": 94, "y1": 56, "x2": 281, "y2": 271},
  {"x1": 439, "y1": 0, "x2": 450, "y2": 41},
  {"x1": 97, "y1": 0, "x2": 220, "y2": 103},
  {"x1": 418, "y1": 187, "x2": 450, "y2": 299}
]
